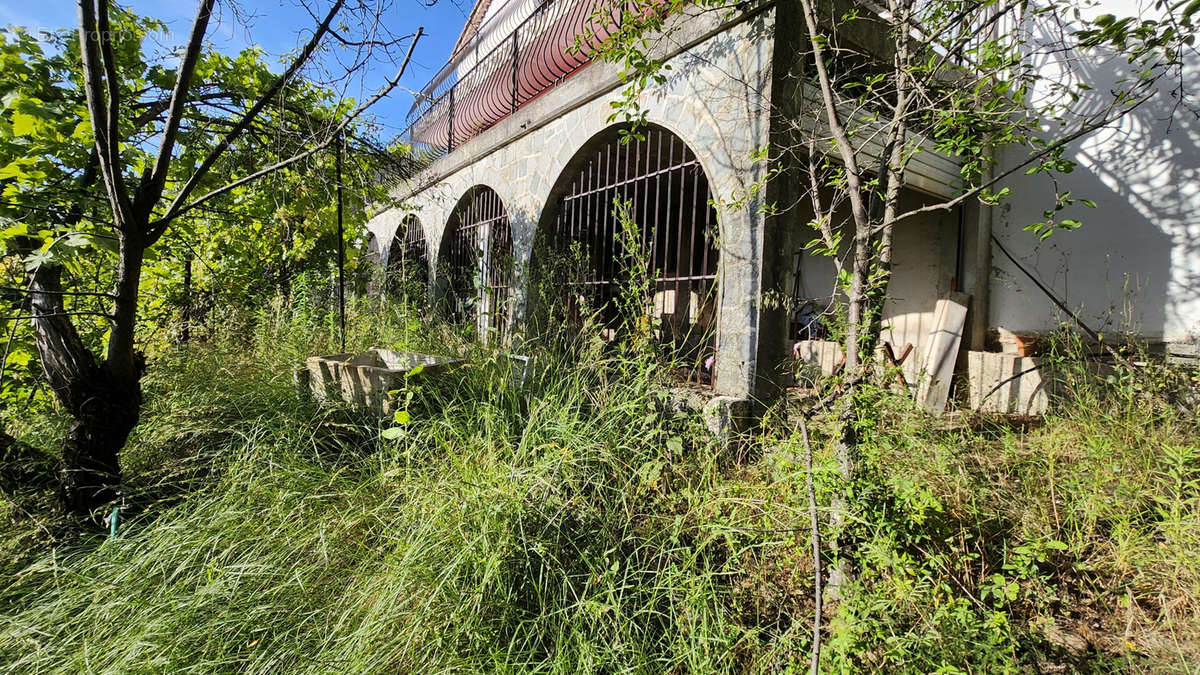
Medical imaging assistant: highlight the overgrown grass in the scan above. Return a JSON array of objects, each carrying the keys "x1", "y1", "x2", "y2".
[
  {"x1": 811, "y1": 342, "x2": 1200, "y2": 673},
  {"x1": 1, "y1": 297, "x2": 1197, "y2": 673}
]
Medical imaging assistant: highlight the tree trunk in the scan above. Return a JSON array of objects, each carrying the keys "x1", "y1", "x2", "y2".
[
  {"x1": 28, "y1": 261, "x2": 141, "y2": 517},
  {"x1": 823, "y1": 386, "x2": 858, "y2": 602},
  {"x1": 823, "y1": 252, "x2": 873, "y2": 601},
  {"x1": 58, "y1": 376, "x2": 139, "y2": 515}
]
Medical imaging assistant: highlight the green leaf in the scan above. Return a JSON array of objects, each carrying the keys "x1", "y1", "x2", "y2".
[
  {"x1": 380, "y1": 426, "x2": 405, "y2": 440},
  {"x1": 393, "y1": 409, "x2": 411, "y2": 425},
  {"x1": 71, "y1": 119, "x2": 92, "y2": 142},
  {"x1": 5, "y1": 350, "x2": 33, "y2": 368},
  {"x1": 23, "y1": 249, "x2": 54, "y2": 270},
  {"x1": 404, "y1": 363, "x2": 424, "y2": 378},
  {"x1": 80, "y1": 233, "x2": 120, "y2": 254},
  {"x1": 10, "y1": 111, "x2": 38, "y2": 136},
  {"x1": 0, "y1": 221, "x2": 29, "y2": 240}
]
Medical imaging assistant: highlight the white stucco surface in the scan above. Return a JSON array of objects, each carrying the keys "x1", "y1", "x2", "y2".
[{"x1": 991, "y1": 0, "x2": 1199, "y2": 342}]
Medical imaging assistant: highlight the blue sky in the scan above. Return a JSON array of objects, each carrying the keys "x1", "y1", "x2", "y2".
[{"x1": 0, "y1": 0, "x2": 474, "y2": 138}]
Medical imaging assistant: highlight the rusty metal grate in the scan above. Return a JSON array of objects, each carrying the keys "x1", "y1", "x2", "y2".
[
  {"x1": 438, "y1": 186, "x2": 513, "y2": 335},
  {"x1": 387, "y1": 214, "x2": 429, "y2": 298},
  {"x1": 540, "y1": 125, "x2": 718, "y2": 383}
]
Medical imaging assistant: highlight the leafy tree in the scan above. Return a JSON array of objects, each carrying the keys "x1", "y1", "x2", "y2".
[{"x1": 0, "y1": 1, "x2": 422, "y2": 517}]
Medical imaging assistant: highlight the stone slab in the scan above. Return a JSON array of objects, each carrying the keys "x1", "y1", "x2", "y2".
[
  {"x1": 965, "y1": 351, "x2": 1049, "y2": 416},
  {"x1": 916, "y1": 292, "x2": 970, "y2": 414}
]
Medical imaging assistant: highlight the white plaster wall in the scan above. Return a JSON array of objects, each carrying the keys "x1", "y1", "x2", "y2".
[
  {"x1": 879, "y1": 198, "x2": 959, "y2": 377},
  {"x1": 368, "y1": 12, "x2": 775, "y2": 397},
  {"x1": 991, "y1": 0, "x2": 1200, "y2": 342}
]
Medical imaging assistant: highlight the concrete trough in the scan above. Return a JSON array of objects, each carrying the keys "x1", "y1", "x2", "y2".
[{"x1": 297, "y1": 348, "x2": 462, "y2": 414}]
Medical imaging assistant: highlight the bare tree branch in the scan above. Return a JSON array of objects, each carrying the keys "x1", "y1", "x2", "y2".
[
  {"x1": 158, "y1": 0, "x2": 348, "y2": 228},
  {"x1": 140, "y1": 0, "x2": 215, "y2": 220},
  {"x1": 153, "y1": 27, "x2": 425, "y2": 231},
  {"x1": 76, "y1": 0, "x2": 133, "y2": 222}
]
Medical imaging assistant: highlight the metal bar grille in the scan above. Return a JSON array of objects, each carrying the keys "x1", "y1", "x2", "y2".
[
  {"x1": 542, "y1": 125, "x2": 718, "y2": 384},
  {"x1": 438, "y1": 186, "x2": 513, "y2": 334},
  {"x1": 387, "y1": 214, "x2": 429, "y2": 298},
  {"x1": 484, "y1": 207, "x2": 514, "y2": 337}
]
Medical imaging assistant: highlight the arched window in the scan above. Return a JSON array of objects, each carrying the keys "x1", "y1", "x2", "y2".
[
  {"x1": 437, "y1": 186, "x2": 513, "y2": 335},
  {"x1": 534, "y1": 124, "x2": 719, "y2": 383},
  {"x1": 387, "y1": 214, "x2": 429, "y2": 300}
]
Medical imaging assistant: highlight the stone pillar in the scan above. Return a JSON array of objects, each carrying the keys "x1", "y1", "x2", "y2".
[{"x1": 711, "y1": 199, "x2": 762, "y2": 399}]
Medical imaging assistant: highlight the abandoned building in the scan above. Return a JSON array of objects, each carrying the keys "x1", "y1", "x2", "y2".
[{"x1": 365, "y1": 0, "x2": 1200, "y2": 415}]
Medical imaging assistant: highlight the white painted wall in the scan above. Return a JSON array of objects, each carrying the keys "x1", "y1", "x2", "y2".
[
  {"x1": 991, "y1": 0, "x2": 1200, "y2": 343},
  {"x1": 787, "y1": 190, "x2": 959, "y2": 382}
]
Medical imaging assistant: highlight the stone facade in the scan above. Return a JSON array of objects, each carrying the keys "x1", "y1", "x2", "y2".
[
  {"x1": 371, "y1": 7, "x2": 776, "y2": 398},
  {"x1": 368, "y1": 0, "x2": 1196, "y2": 416},
  {"x1": 368, "y1": 2, "x2": 963, "y2": 404}
]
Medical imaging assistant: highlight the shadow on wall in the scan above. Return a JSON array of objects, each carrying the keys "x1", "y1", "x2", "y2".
[{"x1": 993, "y1": 15, "x2": 1200, "y2": 343}]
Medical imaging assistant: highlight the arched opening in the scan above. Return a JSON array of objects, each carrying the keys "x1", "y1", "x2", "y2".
[
  {"x1": 387, "y1": 214, "x2": 429, "y2": 301},
  {"x1": 532, "y1": 123, "x2": 719, "y2": 384},
  {"x1": 437, "y1": 185, "x2": 513, "y2": 335}
]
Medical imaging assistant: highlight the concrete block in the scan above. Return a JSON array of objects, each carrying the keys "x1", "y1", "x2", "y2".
[
  {"x1": 1167, "y1": 341, "x2": 1200, "y2": 367},
  {"x1": 793, "y1": 339, "x2": 843, "y2": 380},
  {"x1": 703, "y1": 395, "x2": 754, "y2": 441},
  {"x1": 965, "y1": 351, "x2": 1049, "y2": 416},
  {"x1": 791, "y1": 339, "x2": 918, "y2": 391}
]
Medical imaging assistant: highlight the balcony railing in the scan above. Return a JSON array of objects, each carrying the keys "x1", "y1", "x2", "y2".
[
  {"x1": 390, "y1": 0, "x2": 1022, "y2": 180},
  {"x1": 398, "y1": 0, "x2": 645, "y2": 163}
]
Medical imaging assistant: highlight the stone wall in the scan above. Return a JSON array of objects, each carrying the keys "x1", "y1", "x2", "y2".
[
  {"x1": 369, "y1": 7, "x2": 776, "y2": 398},
  {"x1": 369, "y1": 2, "x2": 970, "y2": 404}
]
